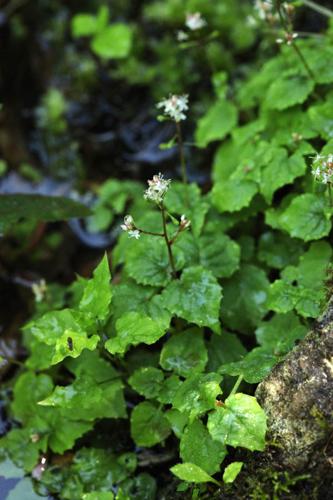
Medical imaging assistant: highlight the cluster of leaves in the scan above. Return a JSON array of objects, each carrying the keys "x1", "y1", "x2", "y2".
[{"x1": 1, "y1": 0, "x2": 333, "y2": 499}]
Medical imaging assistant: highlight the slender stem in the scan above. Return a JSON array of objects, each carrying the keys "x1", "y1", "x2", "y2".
[
  {"x1": 0, "y1": 355, "x2": 25, "y2": 368},
  {"x1": 136, "y1": 227, "x2": 164, "y2": 237},
  {"x1": 328, "y1": 183, "x2": 333, "y2": 208},
  {"x1": 301, "y1": 0, "x2": 333, "y2": 18},
  {"x1": 275, "y1": 2, "x2": 317, "y2": 84},
  {"x1": 175, "y1": 121, "x2": 188, "y2": 185},
  {"x1": 229, "y1": 375, "x2": 243, "y2": 396},
  {"x1": 161, "y1": 205, "x2": 177, "y2": 278}
]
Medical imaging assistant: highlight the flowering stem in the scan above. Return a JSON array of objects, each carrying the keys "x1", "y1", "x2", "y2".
[
  {"x1": 275, "y1": 1, "x2": 317, "y2": 85},
  {"x1": 161, "y1": 205, "x2": 177, "y2": 278},
  {"x1": 175, "y1": 121, "x2": 188, "y2": 185}
]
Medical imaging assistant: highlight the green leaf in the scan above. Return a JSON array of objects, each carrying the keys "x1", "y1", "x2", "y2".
[
  {"x1": 308, "y1": 98, "x2": 333, "y2": 140},
  {"x1": 223, "y1": 462, "x2": 243, "y2": 484},
  {"x1": 161, "y1": 266, "x2": 222, "y2": 333},
  {"x1": 207, "y1": 332, "x2": 247, "y2": 372},
  {"x1": 264, "y1": 73, "x2": 314, "y2": 110},
  {"x1": 52, "y1": 330, "x2": 99, "y2": 365},
  {"x1": 195, "y1": 99, "x2": 238, "y2": 148},
  {"x1": 25, "y1": 309, "x2": 98, "y2": 366},
  {"x1": 219, "y1": 347, "x2": 280, "y2": 384},
  {"x1": 164, "y1": 182, "x2": 209, "y2": 238},
  {"x1": 79, "y1": 255, "x2": 112, "y2": 323},
  {"x1": 38, "y1": 375, "x2": 126, "y2": 420},
  {"x1": 260, "y1": 150, "x2": 307, "y2": 203},
  {"x1": 279, "y1": 194, "x2": 332, "y2": 241},
  {"x1": 198, "y1": 232, "x2": 240, "y2": 278},
  {"x1": 105, "y1": 311, "x2": 169, "y2": 355},
  {"x1": 221, "y1": 264, "x2": 269, "y2": 334},
  {"x1": 165, "y1": 409, "x2": 188, "y2": 438},
  {"x1": 156, "y1": 375, "x2": 182, "y2": 404},
  {"x1": 72, "y1": 14, "x2": 98, "y2": 37},
  {"x1": 267, "y1": 242, "x2": 331, "y2": 317},
  {"x1": 170, "y1": 463, "x2": 220, "y2": 485},
  {"x1": 212, "y1": 178, "x2": 258, "y2": 213},
  {"x1": 0, "y1": 194, "x2": 90, "y2": 230},
  {"x1": 180, "y1": 420, "x2": 227, "y2": 474},
  {"x1": 91, "y1": 24, "x2": 132, "y2": 59},
  {"x1": 125, "y1": 237, "x2": 184, "y2": 287},
  {"x1": 255, "y1": 312, "x2": 307, "y2": 354},
  {"x1": 172, "y1": 373, "x2": 222, "y2": 420},
  {"x1": 128, "y1": 367, "x2": 164, "y2": 398},
  {"x1": 159, "y1": 328, "x2": 208, "y2": 377},
  {"x1": 207, "y1": 393, "x2": 267, "y2": 451},
  {"x1": 258, "y1": 231, "x2": 304, "y2": 269},
  {"x1": 130, "y1": 402, "x2": 171, "y2": 447}
]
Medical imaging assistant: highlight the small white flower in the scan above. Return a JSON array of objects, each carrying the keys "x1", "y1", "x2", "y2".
[
  {"x1": 144, "y1": 173, "x2": 171, "y2": 204},
  {"x1": 128, "y1": 230, "x2": 140, "y2": 239},
  {"x1": 120, "y1": 214, "x2": 135, "y2": 232},
  {"x1": 177, "y1": 30, "x2": 189, "y2": 42},
  {"x1": 185, "y1": 12, "x2": 207, "y2": 31},
  {"x1": 254, "y1": 0, "x2": 273, "y2": 19},
  {"x1": 32, "y1": 279, "x2": 47, "y2": 303},
  {"x1": 276, "y1": 32, "x2": 298, "y2": 46},
  {"x1": 157, "y1": 94, "x2": 189, "y2": 122},
  {"x1": 311, "y1": 154, "x2": 333, "y2": 184},
  {"x1": 180, "y1": 214, "x2": 191, "y2": 230}
]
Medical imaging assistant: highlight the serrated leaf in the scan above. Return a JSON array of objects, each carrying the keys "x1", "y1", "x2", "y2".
[
  {"x1": 223, "y1": 462, "x2": 243, "y2": 484},
  {"x1": 172, "y1": 373, "x2": 222, "y2": 420},
  {"x1": 199, "y1": 233, "x2": 240, "y2": 278},
  {"x1": 260, "y1": 150, "x2": 307, "y2": 203},
  {"x1": 161, "y1": 266, "x2": 222, "y2": 333},
  {"x1": 165, "y1": 409, "x2": 188, "y2": 438},
  {"x1": 207, "y1": 332, "x2": 247, "y2": 373},
  {"x1": 255, "y1": 312, "x2": 307, "y2": 354},
  {"x1": 79, "y1": 255, "x2": 112, "y2": 323},
  {"x1": 105, "y1": 311, "x2": 169, "y2": 355},
  {"x1": 156, "y1": 375, "x2": 182, "y2": 405},
  {"x1": 170, "y1": 463, "x2": 220, "y2": 485},
  {"x1": 180, "y1": 420, "x2": 227, "y2": 475},
  {"x1": 279, "y1": 194, "x2": 331, "y2": 241},
  {"x1": 128, "y1": 367, "x2": 164, "y2": 398},
  {"x1": 195, "y1": 99, "x2": 237, "y2": 148},
  {"x1": 219, "y1": 347, "x2": 280, "y2": 384},
  {"x1": 207, "y1": 393, "x2": 266, "y2": 451},
  {"x1": 159, "y1": 328, "x2": 207, "y2": 377},
  {"x1": 52, "y1": 330, "x2": 99, "y2": 365},
  {"x1": 125, "y1": 236, "x2": 184, "y2": 287},
  {"x1": 267, "y1": 242, "x2": 331, "y2": 317},
  {"x1": 130, "y1": 402, "x2": 171, "y2": 447},
  {"x1": 221, "y1": 264, "x2": 269, "y2": 334},
  {"x1": 308, "y1": 98, "x2": 333, "y2": 140},
  {"x1": 212, "y1": 178, "x2": 258, "y2": 213},
  {"x1": 164, "y1": 182, "x2": 209, "y2": 237},
  {"x1": 91, "y1": 24, "x2": 132, "y2": 59},
  {"x1": 264, "y1": 73, "x2": 314, "y2": 110},
  {"x1": 258, "y1": 231, "x2": 304, "y2": 269}
]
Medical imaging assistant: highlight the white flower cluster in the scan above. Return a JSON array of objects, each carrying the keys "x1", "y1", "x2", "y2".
[
  {"x1": 185, "y1": 12, "x2": 207, "y2": 31},
  {"x1": 120, "y1": 215, "x2": 140, "y2": 239},
  {"x1": 144, "y1": 173, "x2": 171, "y2": 204},
  {"x1": 157, "y1": 94, "x2": 189, "y2": 122},
  {"x1": 276, "y1": 32, "x2": 298, "y2": 46},
  {"x1": 32, "y1": 279, "x2": 47, "y2": 302},
  {"x1": 254, "y1": 0, "x2": 275, "y2": 21},
  {"x1": 311, "y1": 154, "x2": 333, "y2": 184}
]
